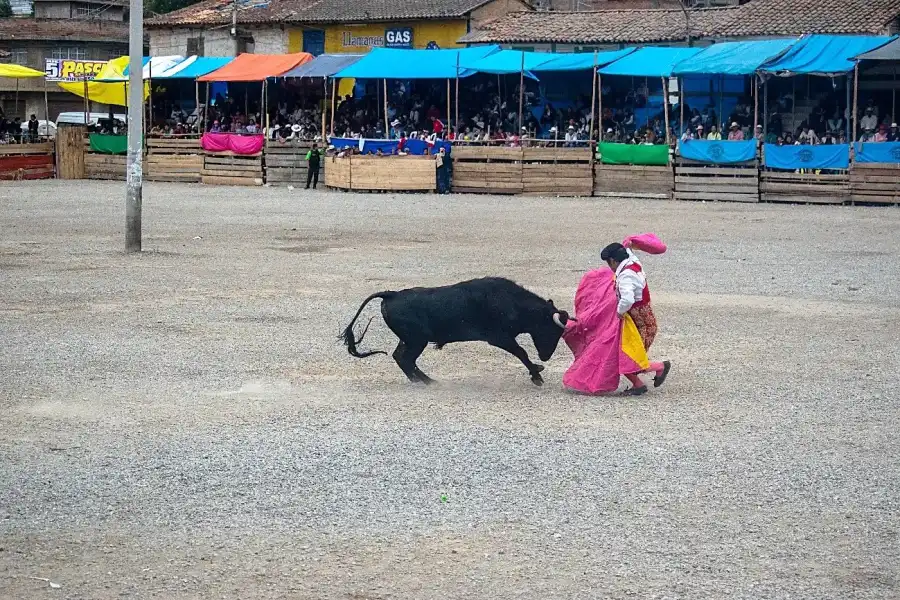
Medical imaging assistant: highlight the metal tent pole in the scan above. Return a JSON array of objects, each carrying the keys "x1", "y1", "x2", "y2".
[
  {"x1": 852, "y1": 63, "x2": 859, "y2": 141},
  {"x1": 662, "y1": 76, "x2": 670, "y2": 145},
  {"x1": 383, "y1": 78, "x2": 389, "y2": 138},
  {"x1": 330, "y1": 78, "x2": 336, "y2": 137},
  {"x1": 517, "y1": 51, "x2": 525, "y2": 133},
  {"x1": 588, "y1": 52, "x2": 597, "y2": 149}
]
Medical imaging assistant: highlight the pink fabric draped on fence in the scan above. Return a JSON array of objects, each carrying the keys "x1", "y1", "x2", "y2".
[{"x1": 201, "y1": 133, "x2": 265, "y2": 155}]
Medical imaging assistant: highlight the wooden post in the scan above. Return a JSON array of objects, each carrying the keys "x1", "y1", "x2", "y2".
[
  {"x1": 446, "y1": 78, "x2": 451, "y2": 137},
  {"x1": 597, "y1": 71, "x2": 603, "y2": 143},
  {"x1": 83, "y1": 77, "x2": 89, "y2": 130},
  {"x1": 195, "y1": 80, "x2": 200, "y2": 133},
  {"x1": 662, "y1": 76, "x2": 670, "y2": 145},
  {"x1": 146, "y1": 61, "x2": 152, "y2": 148},
  {"x1": 753, "y1": 73, "x2": 759, "y2": 135},
  {"x1": 43, "y1": 79, "x2": 50, "y2": 141},
  {"x1": 588, "y1": 51, "x2": 597, "y2": 150},
  {"x1": 383, "y1": 78, "x2": 389, "y2": 139},
  {"x1": 791, "y1": 76, "x2": 796, "y2": 134},
  {"x1": 321, "y1": 77, "x2": 327, "y2": 141},
  {"x1": 204, "y1": 82, "x2": 210, "y2": 133},
  {"x1": 679, "y1": 77, "x2": 684, "y2": 138},
  {"x1": 763, "y1": 78, "x2": 768, "y2": 138},
  {"x1": 455, "y1": 52, "x2": 460, "y2": 137},
  {"x1": 852, "y1": 63, "x2": 859, "y2": 141},
  {"x1": 517, "y1": 50, "x2": 525, "y2": 133},
  {"x1": 845, "y1": 73, "x2": 850, "y2": 140},
  {"x1": 330, "y1": 78, "x2": 336, "y2": 136}
]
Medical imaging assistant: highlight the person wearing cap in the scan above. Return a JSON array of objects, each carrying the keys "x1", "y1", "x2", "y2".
[
  {"x1": 727, "y1": 122, "x2": 744, "y2": 141},
  {"x1": 754, "y1": 124, "x2": 764, "y2": 143},
  {"x1": 889, "y1": 123, "x2": 900, "y2": 142},
  {"x1": 599, "y1": 241, "x2": 671, "y2": 396},
  {"x1": 390, "y1": 118, "x2": 402, "y2": 140},
  {"x1": 564, "y1": 124, "x2": 578, "y2": 147},
  {"x1": 874, "y1": 123, "x2": 889, "y2": 143},
  {"x1": 860, "y1": 107, "x2": 878, "y2": 132},
  {"x1": 705, "y1": 124, "x2": 721, "y2": 141}
]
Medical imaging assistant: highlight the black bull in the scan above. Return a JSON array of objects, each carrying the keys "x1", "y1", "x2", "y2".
[{"x1": 341, "y1": 277, "x2": 574, "y2": 385}]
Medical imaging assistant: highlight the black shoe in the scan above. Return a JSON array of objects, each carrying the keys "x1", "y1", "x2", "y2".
[
  {"x1": 653, "y1": 361, "x2": 671, "y2": 388},
  {"x1": 622, "y1": 385, "x2": 648, "y2": 396}
]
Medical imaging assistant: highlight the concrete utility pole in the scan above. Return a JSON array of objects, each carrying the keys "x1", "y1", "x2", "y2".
[{"x1": 126, "y1": 0, "x2": 143, "y2": 252}]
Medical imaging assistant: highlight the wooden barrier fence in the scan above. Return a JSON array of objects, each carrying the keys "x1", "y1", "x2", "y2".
[
  {"x1": 451, "y1": 146, "x2": 592, "y2": 196},
  {"x1": 674, "y1": 158, "x2": 759, "y2": 203},
  {"x1": 849, "y1": 163, "x2": 900, "y2": 205},
  {"x1": 201, "y1": 151, "x2": 263, "y2": 186},
  {"x1": 146, "y1": 137, "x2": 202, "y2": 183},
  {"x1": 759, "y1": 170, "x2": 850, "y2": 205},
  {"x1": 594, "y1": 164, "x2": 673, "y2": 200},
  {"x1": 265, "y1": 142, "x2": 323, "y2": 187},
  {"x1": 0, "y1": 143, "x2": 55, "y2": 180},
  {"x1": 83, "y1": 138, "x2": 126, "y2": 181},
  {"x1": 325, "y1": 154, "x2": 435, "y2": 192}
]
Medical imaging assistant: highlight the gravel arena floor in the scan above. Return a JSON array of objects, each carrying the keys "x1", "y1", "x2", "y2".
[{"x1": 1, "y1": 181, "x2": 899, "y2": 600}]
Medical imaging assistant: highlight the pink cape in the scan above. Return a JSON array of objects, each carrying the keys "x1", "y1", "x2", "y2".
[
  {"x1": 201, "y1": 133, "x2": 265, "y2": 155},
  {"x1": 562, "y1": 268, "x2": 648, "y2": 394},
  {"x1": 622, "y1": 232, "x2": 666, "y2": 254}
]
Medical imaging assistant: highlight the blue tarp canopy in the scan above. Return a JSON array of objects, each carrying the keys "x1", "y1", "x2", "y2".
[
  {"x1": 599, "y1": 47, "x2": 703, "y2": 77},
  {"x1": 153, "y1": 56, "x2": 234, "y2": 79},
  {"x1": 282, "y1": 54, "x2": 363, "y2": 78},
  {"x1": 461, "y1": 47, "x2": 634, "y2": 75},
  {"x1": 673, "y1": 39, "x2": 797, "y2": 75},
  {"x1": 334, "y1": 45, "x2": 500, "y2": 79},
  {"x1": 760, "y1": 34, "x2": 896, "y2": 76}
]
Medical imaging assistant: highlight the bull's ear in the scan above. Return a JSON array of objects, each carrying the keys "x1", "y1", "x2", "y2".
[{"x1": 548, "y1": 298, "x2": 555, "y2": 306}]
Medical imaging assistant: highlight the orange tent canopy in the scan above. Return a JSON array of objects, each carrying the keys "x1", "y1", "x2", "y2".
[{"x1": 198, "y1": 53, "x2": 313, "y2": 82}]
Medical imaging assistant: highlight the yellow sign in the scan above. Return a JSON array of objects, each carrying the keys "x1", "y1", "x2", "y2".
[
  {"x1": 45, "y1": 58, "x2": 107, "y2": 82},
  {"x1": 322, "y1": 21, "x2": 466, "y2": 54}
]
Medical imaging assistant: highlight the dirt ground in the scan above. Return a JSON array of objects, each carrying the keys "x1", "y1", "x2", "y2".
[{"x1": 1, "y1": 181, "x2": 898, "y2": 600}]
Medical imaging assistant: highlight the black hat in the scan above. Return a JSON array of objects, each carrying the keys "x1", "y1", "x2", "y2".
[{"x1": 601, "y1": 242, "x2": 628, "y2": 263}]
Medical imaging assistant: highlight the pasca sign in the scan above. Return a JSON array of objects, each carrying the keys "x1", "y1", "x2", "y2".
[
  {"x1": 45, "y1": 58, "x2": 106, "y2": 82},
  {"x1": 384, "y1": 27, "x2": 413, "y2": 49}
]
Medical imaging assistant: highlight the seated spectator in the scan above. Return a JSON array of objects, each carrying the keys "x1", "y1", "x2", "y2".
[
  {"x1": 798, "y1": 128, "x2": 820, "y2": 145},
  {"x1": 754, "y1": 124, "x2": 764, "y2": 143},
  {"x1": 873, "y1": 124, "x2": 889, "y2": 142},
  {"x1": 827, "y1": 110, "x2": 844, "y2": 134},
  {"x1": 820, "y1": 130, "x2": 839, "y2": 145},
  {"x1": 889, "y1": 123, "x2": 900, "y2": 142},
  {"x1": 706, "y1": 125, "x2": 721, "y2": 141},
  {"x1": 860, "y1": 108, "x2": 878, "y2": 132},
  {"x1": 837, "y1": 130, "x2": 848, "y2": 144},
  {"x1": 727, "y1": 122, "x2": 744, "y2": 141}
]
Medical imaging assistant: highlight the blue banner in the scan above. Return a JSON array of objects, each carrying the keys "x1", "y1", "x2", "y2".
[
  {"x1": 853, "y1": 142, "x2": 900, "y2": 164},
  {"x1": 329, "y1": 137, "x2": 450, "y2": 156},
  {"x1": 763, "y1": 144, "x2": 849, "y2": 170},
  {"x1": 678, "y1": 139, "x2": 757, "y2": 164}
]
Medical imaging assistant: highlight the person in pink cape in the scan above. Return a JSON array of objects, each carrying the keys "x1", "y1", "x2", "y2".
[{"x1": 562, "y1": 233, "x2": 672, "y2": 396}]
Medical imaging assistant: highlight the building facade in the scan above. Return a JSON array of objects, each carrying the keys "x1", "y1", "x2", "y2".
[{"x1": 147, "y1": 0, "x2": 530, "y2": 57}]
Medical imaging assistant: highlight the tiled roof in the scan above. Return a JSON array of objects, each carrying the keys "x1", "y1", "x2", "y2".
[
  {"x1": 459, "y1": 7, "x2": 732, "y2": 44},
  {"x1": 147, "y1": 0, "x2": 493, "y2": 27},
  {"x1": 0, "y1": 18, "x2": 130, "y2": 43},
  {"x1": 460, "y1": 0, "x2": 900, "y2": 44}
]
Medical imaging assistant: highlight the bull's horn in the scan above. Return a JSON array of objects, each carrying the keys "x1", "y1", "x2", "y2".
[{"x1": 552, "y1": 312, "x2": 566, "y2": 329}]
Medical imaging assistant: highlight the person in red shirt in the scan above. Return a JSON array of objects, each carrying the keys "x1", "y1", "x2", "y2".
[
  {"x1": 727, "y1": 122, "x2": 745, "y2": 141},
  {"x1": 430, "y1": 115, "x2": 445, "y2": 138}
]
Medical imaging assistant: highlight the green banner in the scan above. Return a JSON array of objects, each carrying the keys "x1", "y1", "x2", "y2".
[
  {"x1": 597, "y1": 142, "x2": 669, "y2": 166},
  {"x1": 89, "y1": 133, "x2": 128, "y2": 155}
]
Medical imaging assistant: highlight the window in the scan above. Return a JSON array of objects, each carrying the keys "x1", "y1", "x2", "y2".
[
  {"x1": 51, "y1": 47, "x2": 87, "y2": 60},
  {"x1": 9, "y1": 48, "x2": 27, "y2": 65},
  {"x1": 74, "y1": 5, "x2": 94, "y2": 17},
  {"x1": 186, "y1": 37, "x2": 204, "y2": 56}
]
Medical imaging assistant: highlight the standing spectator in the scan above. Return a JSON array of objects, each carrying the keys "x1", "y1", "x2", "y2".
[
  {"x1": 754, "y1": 125, "x2": 764, "y2": 144},
  {"x1": 727, "y1": 122, "x2": 744, "y2": 141},
  {"x1": 435, "y1": 146, "x2": 450, "y2": 194},
  {"x1": 706, "y1": 125, "x2": 721, "y2": 140},
  {"x1": 430, "y1": 115, "x2": 444, "y2": 138},
  {"x1": 27, "y1": 114, "x2": 39, "y2": 141},
  {"x1": 305, "y1": 142, "x2": 321, "y2": 189}
]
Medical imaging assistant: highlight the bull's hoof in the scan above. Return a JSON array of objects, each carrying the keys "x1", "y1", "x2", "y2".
[
  {"x1": 533, "y1": 364, "x2": 545, "y2": 373},
  {"x1": 531, "y1": 374, "x2": 544, "y2": 386}
]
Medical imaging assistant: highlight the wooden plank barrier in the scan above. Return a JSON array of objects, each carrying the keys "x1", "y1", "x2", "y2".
[
  {"x1": 759, "y1": 170, "x2": 850, "y2": 205},
  {"x1": 201, "y1": 151, "x2": 263, "y2": 187},
  {"x1": 83, "y1": 139, "x2": 126, "y2": 181},
  {"x1": 593, "y1": 164, "x2": 673, "y2": 200},
  {"x1": 324, "y1": 154, "x2": 435, "y2": 192},
  {"x1": 0, "y1": 143, "x2": 55, "y2": 180},
  {"x1": 146, "y1": 137, "x2": 202, "y2": 184},
  {"x1": 850, "y1": 163, "x2": 900, "y2": 205},
  {"x1": 265, "y1": 142, "x2": 323, "y2": 186},
  {"x1": 451, "y1": 146, "x2": 523, "y2": 194},
  {"x1": 674, "y1": 158, "x2": 759, "y2": 203},
  {"x1": 521, "y1": 147, "x2": 593, "y2": 196}
]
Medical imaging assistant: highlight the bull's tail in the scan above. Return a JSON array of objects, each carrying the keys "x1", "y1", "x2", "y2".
[{"x1": 341, "y1": 291, "x2": 396, "y2": 358}]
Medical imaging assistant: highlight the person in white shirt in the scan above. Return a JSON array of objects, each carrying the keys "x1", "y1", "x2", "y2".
[
  {"x1": 601, "y1": 242, "x2": 671, "y2": 395},
  {"x1": 860, "y1": 108, "x2": 878, "y2": 132}
]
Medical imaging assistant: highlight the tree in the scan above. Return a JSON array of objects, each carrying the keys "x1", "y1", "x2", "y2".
[
  {"x1": 145, "y1": 0, "x2": 203, "y2": 16},
  {"x1": 0, "y1": 0, "x2": 14, "y2": 18}
]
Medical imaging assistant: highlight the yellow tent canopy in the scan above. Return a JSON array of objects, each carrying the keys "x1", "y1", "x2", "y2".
[
  {"x1": 58, "y1": 56, "x2": 148, "y2": 107},
  {"x1": 0, "y1": 64, "x2": 45, "y2": 78}
]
